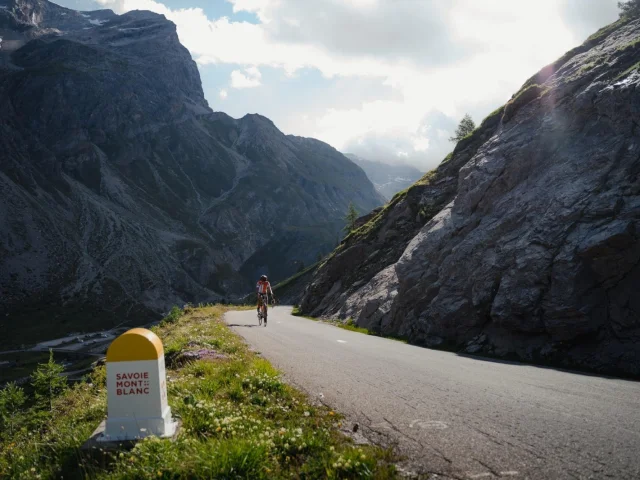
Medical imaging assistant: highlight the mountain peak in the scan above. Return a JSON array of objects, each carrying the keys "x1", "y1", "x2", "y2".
[
  {"x1": 0, "y1": 0, "x2": 116, "y2": 32},
  {"x1": 0, "y1": 1, "x2": 384, "y2": 345},
  {"x1": 239, "y1": 113, "x2": 278, "y2": 129}
]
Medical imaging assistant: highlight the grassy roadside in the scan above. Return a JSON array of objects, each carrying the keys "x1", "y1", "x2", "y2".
[
  {"x1": 291, "y1": 307, "x2": 406, "y2": 343},
  {"x1": 291, "y1": 306, "x2": 319, "y2": 322},
  {"x1": 0, "y1": 306, "x2": 398, "y2": 479}
]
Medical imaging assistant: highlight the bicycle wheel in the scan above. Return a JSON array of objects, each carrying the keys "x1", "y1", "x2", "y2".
[
  {"x1": 264, "y1": 302, "x2": 268, "y2": 326},
  {"x1": 258, "y1": 311, "x2": 262, "y2": 326}
]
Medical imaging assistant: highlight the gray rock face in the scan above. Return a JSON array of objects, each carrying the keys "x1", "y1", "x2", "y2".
[
  {"x1": 301, "y1": 18, "x2": 640, "y2": 377},
  {"x1": 0, "y1": 0, "x2": 383, "y2": 345},
  {"x1": 272, "y1": 265, "x2": 317, "y2": 306},
  {"x1": 345, "y1": 153, "x2": 423, "y2": 200}
]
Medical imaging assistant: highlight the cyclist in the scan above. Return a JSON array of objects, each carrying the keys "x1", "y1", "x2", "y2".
[{"x1": 256, "y1": 274, "x2": 273, "y2": 317}]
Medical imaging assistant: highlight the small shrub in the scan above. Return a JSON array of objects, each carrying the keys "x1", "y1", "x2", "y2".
[
  {"x1": 31, "y1": 349, "x2": 67, "y2": 411},
  {"x1": 183, "y1": 303, "x2": 195, "y2": 314},
  {"x1": 343, "y1": 202, "x2": 359, "y2": 233},
  {"x1": 449, "y1": 114, "x2": 476, "y2": 143},
  {"x1": 618, "y1": 0, "x2": 640, "y2": 19},
  {"x1": 0, "y1": 382, "x2": 26, "y2": 435},
  {"x1": 160, "y1": 305, "x2": 182, "y2": 326}
]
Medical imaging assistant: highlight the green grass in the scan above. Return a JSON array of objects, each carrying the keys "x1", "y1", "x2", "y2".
[
  {"x1": 291, "y1": 306, "x2": 318, "y2": 321},
  {"x1": 567, "y1": 55, "x2": 609, "y2": 81},
  {"x1": 616, "y1": 60, "x2": 640, "y2": 80},
  {"x1": 343, "y1": 170, "x2": 438, "y2": 244},
  {"x1": 439, "y1": 152, "x2": 454, "y2": 165},
  {"x1": 617, "y1": 36, "x2": 640, "y2": 52},
  {"x1": 160, "y1": 305, "x2": 182, "y2": 326},
  {"x1": 579, "y1": 61, "x2": 597, "y2": 74},
  {"x1": 503, "y1": 84, "x2": 549, "y2": 122},
  {"x1": 586, "y1": 18, "x2": 627, "y2": 43},
  {"x1": 338, "y1": 319, "x2": 370, "y2": 335},
  {"x1": 0, "y1": 306, "x2": 398, "y2": 479},
  {"x1": 336, "y1": 320, "x2": 407, "y2": 343},
  {"x1": 479, "y1": 105, "x2": 505, "y2": 128},
  {"x1": 273, "y1": 262, "x2": 320, "y2": 291}
]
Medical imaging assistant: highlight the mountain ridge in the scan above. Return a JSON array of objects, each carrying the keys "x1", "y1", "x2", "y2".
[{"x1": 0, "y1": 0, "x2": 384, "y2": 346}]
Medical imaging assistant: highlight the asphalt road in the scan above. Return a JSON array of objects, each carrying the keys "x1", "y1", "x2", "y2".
[{"x1": 225, "y1": 307, "x2": 640, "y2": 480}]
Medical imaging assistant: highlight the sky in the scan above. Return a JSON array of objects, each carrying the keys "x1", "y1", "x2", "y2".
[{"x1": 55, "y1": 0, "x2": 620, "y2": 171}]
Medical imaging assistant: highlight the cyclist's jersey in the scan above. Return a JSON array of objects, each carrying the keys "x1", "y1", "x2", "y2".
[{"x1": 257, "y1": 280, "x2": 271, "y2": 294}]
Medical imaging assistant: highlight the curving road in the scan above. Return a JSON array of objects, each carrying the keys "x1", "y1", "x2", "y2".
[{"x1": 225, "y1": 307, "x2": 640, "y2": 480}]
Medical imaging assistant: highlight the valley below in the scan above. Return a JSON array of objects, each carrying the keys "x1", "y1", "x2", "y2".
[{"x1": 0, "y1": 324, "x2": 129, "y2": 384}]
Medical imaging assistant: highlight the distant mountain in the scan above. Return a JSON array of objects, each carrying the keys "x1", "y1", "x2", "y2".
[
  {"x1": 345, "y1": 154, "x2": 423, "y2": 200},
  {"x1": 0, "y1": 0, "x2": 384, "y2": 345}
]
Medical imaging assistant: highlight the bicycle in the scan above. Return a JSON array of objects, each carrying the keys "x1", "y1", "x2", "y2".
[
  {"x1": 258, "y1": 293, "x2": 269, "y2": 326},
  {"x1": 257, "y1": 294, "x2": 277, "y2": 327}
]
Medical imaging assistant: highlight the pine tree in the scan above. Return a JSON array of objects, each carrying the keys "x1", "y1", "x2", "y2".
[
  {"x1": 344, "y1": 202, "x2": 359, "y2": 233},
  {"x1": 619, "y1": 0, "x2": 640, "y2": 18},
  {"x1": 31, "y1": 349, "x2": 67, "y2": 411},
  {"x1": 449, "y1": 114, "x2": 476, "y2": 142},
  {"x1": 0, "y1": 382, "x2": 26, "y2": 435}
]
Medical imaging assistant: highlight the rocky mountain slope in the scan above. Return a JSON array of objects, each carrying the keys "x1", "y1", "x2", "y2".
[
  {"x1": 300, "y1": 18, "x2": 640, "y2": 377},
  {"x1": 0, "y1": 0, "x2": 383, "y2": 345},
  {"x1": 345, "y1": 153, "x2": 423, "y2": 200}
]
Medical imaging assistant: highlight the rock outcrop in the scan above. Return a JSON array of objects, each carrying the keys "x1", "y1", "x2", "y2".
[
  {"x1": 301, "y1": 18, "x2": 640, "y2": 377},
  {"x1": 0, "y1": 0, "x2": 383, "y2": 345}
]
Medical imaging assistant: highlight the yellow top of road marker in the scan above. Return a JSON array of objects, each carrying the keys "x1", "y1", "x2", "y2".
[{"x1": 106, "y1": 328, "x2": 164, "y2": 362}]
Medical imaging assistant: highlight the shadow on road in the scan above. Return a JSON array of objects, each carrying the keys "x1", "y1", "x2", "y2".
[
  {"x1": 456, "y1": 352, "x2": 639, "y2": 382},
  {"x1": 227, "y1": 324, "x2": 261, "y2": 328}
]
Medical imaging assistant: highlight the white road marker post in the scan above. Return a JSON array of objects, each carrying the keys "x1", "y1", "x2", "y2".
[{"x1": 93, "y1": 328, "x2": 177, "y2": 443}]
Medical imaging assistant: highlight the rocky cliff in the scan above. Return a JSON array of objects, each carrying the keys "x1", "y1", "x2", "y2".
[
  {"x1": 0, "y1": 0, "x2": 383, "y2": 345},
  {"x1": 345, "y1": 154, "x2": 423, "y2": 200},
  {"x1": 301, "y1": 18, "x2": 640, "y2": 377}
]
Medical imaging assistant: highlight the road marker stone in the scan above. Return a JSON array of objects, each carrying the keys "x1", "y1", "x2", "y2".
[{"x1": 98, "y1": 328, "x2": 177, "y2": 441}]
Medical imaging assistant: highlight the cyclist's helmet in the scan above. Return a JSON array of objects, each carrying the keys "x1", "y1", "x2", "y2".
[{"x1": 260, "y1": 275, "x2": 267, "y2": 281}]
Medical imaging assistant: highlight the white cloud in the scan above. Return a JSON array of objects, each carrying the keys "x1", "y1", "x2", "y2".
[
  {"x1": 93, "y1": 0, "x2": 620, "y2": 169},
  {"x1": 219, "y1": 89, "x2": 228, "y2": 99},
  {"x1": 227, "y1": 0, "x2": 273, "y2": 19},
  {"x1": 230, "y1": 67, "x2": 262, "y2": 88},
  {"x1": 412, "y1": 137, "x2": 429, "y2": 152}
]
